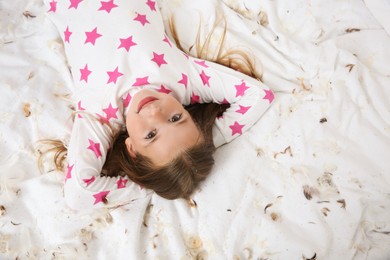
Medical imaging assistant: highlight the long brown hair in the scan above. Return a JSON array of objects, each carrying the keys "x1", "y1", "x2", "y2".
[
  {"x1": 102, "y1": 103, "x2": 228, "y2": 199},
  {"x1": 168, "y1": 15, "x2": 262, "y2": 80}
]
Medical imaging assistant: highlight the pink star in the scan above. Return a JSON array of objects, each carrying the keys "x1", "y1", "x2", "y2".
[
  {"x1": 64, "y1": 26, "x2": 72, "y2": 43},
  {"x1": 77, "y1": 101, "x2": 85, "y2": 111},
  {"x1": 191, "y1": 92, "x2": 200, "y2": 104},
  {"x1": 151, "y1": 52, "x2": 167, "y2": 67},
  {"x1": 194, "y1": 60, "x2": 209, "y2": 68},
  {"x1": 102, "y1": 103, "x2": 118, "y2": 121},
  {"x1": 87, "y1": 139, "x2": 102, "y2": 158},
  {"x1": 146, "y1": 0, "x2": 156, "y2": 11},
  {"x1": 229, "y1": 121, "x2": 245, "y2": 136},
  {"x1": 235, "y1": 81, "x2": 250, "y2": 97},
  {"x1": 83, "y1": 176, "x2": 96, "y2": 187},
  {"x1": 263, "y1": 89, "x2": 274, "y2": 103},
  {"x1": 117, "y1": 178, "x2": 128, "y2": 189},
  {"x1": 48, "y1": 0, "x2": 57, "y2": 12},
  {"x1": 69, "y1": 0, "x2": 82, "y2": 9},
  {"x1": 132, "y1": 76, "x2": 150, "y2": 87},
  {"x1": 178, "y1": 73, "x2": 188, "y2": 88},
  {"x1": 98, "y1": 0, "x2": 118, "y2": 13},
  {"x1": 80, "y1": 64, "x2": 92, "y2": 82},
  {"x1": 93, "y1": 191, "x2": 110, "y2": 205},
  {"x1": 134, "y1": 13, "x2": 150, "y2": 26},
  {"x1": 163, "y1": 35, "x2": 172, "y2": 48},
  {"x1": 236, "y1": 105, "x2": 250, "y2": 115},
  {"x1": 77, "y1": 101, "x2": 85, "y2": 118},
  {"x1": 158, "y1": 85, "x2": 172, "y2": 94},
  {"x1": 118, "y1": 35, "x2": 137, "y2": 52},
  {"x1": 65, "y1": 164, "x2": 74, "y2": 182},
  {"x1": 85, "y1": 27, "x2": 102, "y2": 45},
  {"x1": 200, "y1": 70, "x2": 211, "y2": 86},
  {"x1": 107, "y1": 67, "x2": 123, "y2": 84},
  {"x1": 122, "y1": 93, "x2": 132, "y2": 107}
]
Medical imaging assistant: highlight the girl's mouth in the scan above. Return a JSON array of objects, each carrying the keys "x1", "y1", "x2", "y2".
[{"x1": 137, "y1": 96, "x2": 158, "y2": 113}]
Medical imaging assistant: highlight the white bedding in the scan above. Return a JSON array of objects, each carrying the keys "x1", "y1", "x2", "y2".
[{"x1": 1, "y1": 0, "x2": 389, "y2": 259}]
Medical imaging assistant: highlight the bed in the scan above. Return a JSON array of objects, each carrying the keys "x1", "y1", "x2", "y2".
[{"x1": 1, "y1": 0, "x2": 389, "y2": 259}]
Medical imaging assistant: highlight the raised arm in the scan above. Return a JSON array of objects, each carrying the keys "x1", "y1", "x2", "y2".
[
  {"x1": 189, "y1": 59, "x2": 274, "y2": 147},
  {"x1": 64, "y1": 114, "x2": 148, "y2": 210}
]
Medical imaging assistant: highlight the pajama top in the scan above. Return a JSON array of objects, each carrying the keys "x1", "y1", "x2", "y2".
[{"x1": 44, "y1": 0, "x2": 274, "y2": 211}]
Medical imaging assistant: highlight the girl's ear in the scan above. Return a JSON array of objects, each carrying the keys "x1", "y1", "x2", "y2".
[{"x1": 125, "y1": 137, "x2": 137, "y2": 158}]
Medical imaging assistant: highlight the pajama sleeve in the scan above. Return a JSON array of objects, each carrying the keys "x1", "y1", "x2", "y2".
[
  {"x1": 64, "y1": 114, "x2": 149, "y2": 211},
  {"x1": 189, "y1": 60, "x2": 274, "y2": 148}
]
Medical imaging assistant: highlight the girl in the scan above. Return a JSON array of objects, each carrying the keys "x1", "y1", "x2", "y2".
[{"x1": 42, "y1": 0, "x2": 273, "y2": 211}]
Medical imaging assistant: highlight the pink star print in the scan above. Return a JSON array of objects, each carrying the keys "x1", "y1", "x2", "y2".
[
  {"x1": 66, "y1": 164, "x2": 74, "y2": 181},
  {"x1": 263, "y1": 89, "x2": 274, "y2": 103},
  {"x1": 64, "y1": 26, "x2": 72, "y2": 43},
  {"x1": 83, "y1": 176, "x2": 96, "y2": 187},
  {"x1": 134, "y1": 13, "x2": 150, "y2": 26},
  {"x1": 229, "y1": 121, "x2": 245, "y2": 136},
  {"x1": 117, "y1": 178, "x2": 128, "y2": 189},
  {"x1": 151, "y1": 52, "x2": 167, "y2": 67},
  {"x1": 123, "y1": 93, "x2": 132, "y2": 107},
  {"x1": 200, "y1": 70, "x2": 211, "y2": 86},
  {"x1": 98, "y1": 0, "x2": 118, "y2": 13},
  {"x1": 48, "y1": 0, "x2": 57, "y2": 12},
  {"x1": 118, "y1": 35, "x2": 137, "y2": 52},
  {"x1": 236, "y1": 105, "x2": 250, "y2": 115},
  {"x1": 132, "y1": 76, "x2": 150, "y2": 87},
  {"x1": 158, "y1": 85, "x2": 172, "y2": 94},
  {"x1": 93, "y1": 191, "x2": 110, "y2": 205},
  {"x1": 77, "y1": 101, "x2": 85, "y2": 111},
  {"x1": 80, "y1": 64, "x2": 92, "y2": 82},
  {"x1": 163, "y1": 35, "x2": 172, "y2": 48},
  {"x1": 107, "y1": 67, "x2": 123, "y2": 84},
  {"x1": 69, "y1": 0, "x2": 82, "y2": 9},
  {"x1": 235, "y1": 81, "x2": 250, "y2": 97},
  {"x1": 87, "y1": 139, "x2": 102, "y2": 158},
  {"x1": 77, "y1": 101, "x2": 85, "y2": 118},
  {"x1": 178, "y1": 73, "x2": 188, "y2": 88},
  {"x1": 194, "y1": 60, "x2": 209, "y2": 68},
  {"x1": 146, "y1": 0, "x2": 156, "y2": 11},
  {"x1": 103, "y1": 103, "x2": 118, "y2": 121},
  {"x1": 85, "y1": 27, "x2": 102, "y2": 45},
  {"x1": 191, "y1": 92, "x2": 200, "y2": 104}
]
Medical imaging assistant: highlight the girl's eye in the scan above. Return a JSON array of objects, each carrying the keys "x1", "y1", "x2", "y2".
[
  {"x1": 145, "y1": 130, "x2": 157, "y2": 140},
  {"x1": 169, "y1": 114, "x2": 182, "y2": 122}
]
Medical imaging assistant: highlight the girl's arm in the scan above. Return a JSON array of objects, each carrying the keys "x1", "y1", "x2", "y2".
[
  {"x1": 64, "y1": 115, "x2": 148, "y2": 211},
  {"x1": 189, "y1": 59, "x2": 274, "y2": 147}
]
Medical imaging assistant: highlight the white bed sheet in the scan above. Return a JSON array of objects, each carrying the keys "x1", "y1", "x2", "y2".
[{"x1": 1, "y1": 0, "x2": 389, "y2": 259}]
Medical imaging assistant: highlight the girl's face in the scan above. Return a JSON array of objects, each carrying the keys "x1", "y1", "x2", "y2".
[{"x1": 125, "y1": 89, "x2": 201, "y2": 166}]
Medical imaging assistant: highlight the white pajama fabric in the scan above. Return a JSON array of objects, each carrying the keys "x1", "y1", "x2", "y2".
[{"x1": 44, "y1": 0, "x2": 273, "y2": 210}]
